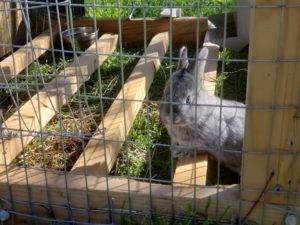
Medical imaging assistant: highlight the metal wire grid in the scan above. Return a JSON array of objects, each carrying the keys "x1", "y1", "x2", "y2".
[{"x1": 0, "y1": 0, "x2": 299, "y2": 224}]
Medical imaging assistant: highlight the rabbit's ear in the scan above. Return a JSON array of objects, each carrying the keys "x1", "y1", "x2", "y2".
[
  {"x1": 195, "y1": 47, "x2": 209, "y2": 79},
  {"x1": 177, "y1": 46, "x2": 189, "y2": 70}
]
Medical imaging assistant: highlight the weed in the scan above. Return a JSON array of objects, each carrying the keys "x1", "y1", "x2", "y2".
[
  {"x1": 216, "y1": 47, "x2": 248, "y2": 103},
  {"x1": 215, "y1": 72, "x2": 227, "y2": 90},
  {"x1": 218, "y1": 48, "x2": 231, "y2": 66},
  {"x1": 118, "y1": 199, "x2": 231, "y2": 224}
]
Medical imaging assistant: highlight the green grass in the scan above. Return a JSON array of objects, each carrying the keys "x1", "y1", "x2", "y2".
[{"x1": 84, "y1": 0, "x2": 235, "y2": 18}]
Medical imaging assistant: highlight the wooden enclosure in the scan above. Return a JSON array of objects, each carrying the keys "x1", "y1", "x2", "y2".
[{"x1": 0, "y1": 1, "x2": 300, "y2": 224}]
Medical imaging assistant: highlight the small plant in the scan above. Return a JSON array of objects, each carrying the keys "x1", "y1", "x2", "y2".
[
  {"x1": 218, "y1": 48, "x2": 231, "y2": 65},
  {"x1": 215, "y1": 72, "x2": 227, "y2": 90},
  {"x1": 152, "y1": 214, "x2": 169, "y2": 225},
  {"x1": 216, "y1": 47, "x2": 248, "y2": 103},
  {"x1": 119, "y1": 199, "x2": 231, "y2": 225},
  {"x1": 120, "y1": 201, "x2": 134, "y2": 225},
  {"x1": 178, "y1": 203, "x2": 196, "y2": 225},
  {"x1": 203, "y1": 197, "x2": 231, "y2": 225}
]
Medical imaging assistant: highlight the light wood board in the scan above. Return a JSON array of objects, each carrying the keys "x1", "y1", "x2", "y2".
[
  {"x1": 71, "y1": 32, "x2": 169, "y2": 174},
  {"x1": 0, "y1": 34, "x2": 118, "y2": 165},
  {"x1": 0, "y1": 167, "x2": 299, "y2": 225},
  {"x1": 242, "y1": 0, "x2": 300, "y2": 207},
  {"x1": 174, "y1": 154, "x2": 208, "y2": 186}
]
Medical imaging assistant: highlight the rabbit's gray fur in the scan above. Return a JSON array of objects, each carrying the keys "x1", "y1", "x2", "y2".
[{"x1": 159, "y1": 46, "x2": 245, "y2": 174}]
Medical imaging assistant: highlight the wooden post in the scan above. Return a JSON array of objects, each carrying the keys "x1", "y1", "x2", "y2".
[
  {"x1": 0, "y1": 34, "x2": 118, "y2": 165},
  {"x1": 242, "y1": 0, "x2": 300, "y2": 210},
  {"x1": 0, "y1": 2, "x2": 25, "y2": 58},
  {"x1": 71, "y1": 32, "x2": 169, "y2": 174}
]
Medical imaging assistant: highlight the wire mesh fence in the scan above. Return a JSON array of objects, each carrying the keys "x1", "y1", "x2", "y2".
[{"x1": 0, "y1": 0, "x2": 299, "y2": 224}]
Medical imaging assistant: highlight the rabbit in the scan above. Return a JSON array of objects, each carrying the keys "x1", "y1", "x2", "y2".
[{"x1": 159, "y1": 46, "x2": 245, "y2": 174}]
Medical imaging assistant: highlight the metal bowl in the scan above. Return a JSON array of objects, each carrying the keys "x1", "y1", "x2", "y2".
[{"x1": 62, "y1": 27, "x2": 99, "y2": 52}]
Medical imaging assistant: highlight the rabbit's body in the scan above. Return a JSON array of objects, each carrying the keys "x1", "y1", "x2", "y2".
[{"x1": 160, "y1": 47, "x2": 245, "y2": 174}]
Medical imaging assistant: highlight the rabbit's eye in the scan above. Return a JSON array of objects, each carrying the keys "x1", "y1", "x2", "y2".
[{"x1": 186, "y1": 96, "x2": 191, "y2": 104}]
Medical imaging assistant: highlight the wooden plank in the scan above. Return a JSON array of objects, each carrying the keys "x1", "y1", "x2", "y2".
[
  {"x1": 174, "y1": 154, "x2": 208, "y2": 186},
  {"x1": 0, "y1": 2, "x2": 11, "y2": 58},
  {"x1": 0, "y1": 167, "x2": 298, "y2": 225},
  {"x1": 73, "y1": 17, "x2": 207, "y2": 47},
  {"x1": 243, "y1": 0, "x2": 300, "y2": 206},
  {"x1": 0, "y1": 29, "x2": 58, "y2": 84},
  {"x1": 0, "y1": 34, "x2": 118, "y2": 165},
  {"x1": 71, "y1": 32, "x2": 169, "y2": 174}
]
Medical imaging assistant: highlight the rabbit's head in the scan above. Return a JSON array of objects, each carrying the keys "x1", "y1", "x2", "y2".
[{"x1": 160, "y1": 46, "x2": 208, "y2": 126}]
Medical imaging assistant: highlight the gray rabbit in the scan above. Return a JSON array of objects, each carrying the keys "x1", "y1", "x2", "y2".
[{"x1": 159, "y1": 46, "x2": 245, "y2": 174}]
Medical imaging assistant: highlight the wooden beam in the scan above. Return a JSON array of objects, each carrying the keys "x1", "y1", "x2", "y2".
[
  {"x1": 0, "y1": 29, "x2": 59, "y2": 84},
  {"x1": 0, "y1": 167, "x2": 298, "y2": 225},
  {"x1": 73, "y1": 17, "x2": 208, "y2": 47},
  {"x1": 174, "y1": 154, "x2": 208, "y2": 186},
  {"x1": 243, "y1": 0, "x2": 300, "y2": 207},
  {"x1": 71, "y1": 32, "x2": 169, "y2": 174},
  {"x1": 0, "y1": 34, "x2": 118, "y2": 165}
]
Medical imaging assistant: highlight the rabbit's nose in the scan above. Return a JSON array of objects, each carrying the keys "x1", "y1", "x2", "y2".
[
  {"x1": 168, "y1": 105, "x2": 181, "y2": 123},
  {"x1": 165, "y1": 104, "x2": 179, "y2": 115},
  {"x1": 172, "y1": 104, "x2": 180, "y2": 115}
]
